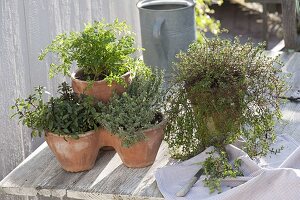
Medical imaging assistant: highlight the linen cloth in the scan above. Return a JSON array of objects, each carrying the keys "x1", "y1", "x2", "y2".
[{"x1": 155, "y1": 135, "x2": 300, "y2": 200}]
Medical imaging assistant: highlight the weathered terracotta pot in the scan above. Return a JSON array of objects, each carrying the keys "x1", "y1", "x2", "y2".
[
  {"x1": 187, "y1": 88, "x2": 243, "y2": 146},
  {"x1": 71, "y1": 70, "x2": 131, "y2": 103},
  {"x1": 98, "y1": 119, "x2": 166, "y2": 168},
  {"x1": 45, "y1": 131, "x2": 99, "y2": 172},
  {"x1": 45, "y1": 116, "x2": 166, "y2": 171}
]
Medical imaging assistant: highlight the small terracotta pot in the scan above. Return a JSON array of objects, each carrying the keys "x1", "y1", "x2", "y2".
[
  {"x1": 45, "y1": 131, "x2": 99, "y2": 172},
  {"x1": 98, "y1": 119, "x2": 166, "y2": 168},
  {"x1": 45, "y1": 115, "x2": 166, "y2": 171},
  {"x1": 71, "y1": 70, "x2": 131, "y2": 103}
]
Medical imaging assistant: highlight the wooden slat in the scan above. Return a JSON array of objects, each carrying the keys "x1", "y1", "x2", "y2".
[
  {"x1": 275, "y1": 52, "x2": 300, "y2": 142},
  {"x1": 0, "y1": 1, "x2": 34, "y2": 199},
  {"x1": 245, "y1": 0, "x2": 281, "y2": 4},
  {"x1": 0, "y1": 142, "x2": 170, "y2": 200},
  {"x1": 0, "y1": 1, "x2": 141, "y2": 200},
  {"x1": 271, "y1": 40, "x2": 285, "y2": 52},
  {"x1": 281, "y1": 0, "x2": 298, "y2": 50}
]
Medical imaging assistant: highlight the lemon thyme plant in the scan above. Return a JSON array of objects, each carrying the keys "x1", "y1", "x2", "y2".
[
  {"x1": 99, "y1": 69, "x2": 164, "y2": 147},
  {"x1": 38, "y1": 19, "x2": 140, "y2": 84},
  {"x1": 165, "y1": 37, "x2": 287, "y2": 192},
  {"x1": 11, "y1": 82, "x2": 101, "y2": 138}
]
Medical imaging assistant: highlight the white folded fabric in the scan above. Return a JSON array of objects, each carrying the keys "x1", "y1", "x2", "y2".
[{"x1": 155, "y1": 135, "x2": 300, "y2": 200}]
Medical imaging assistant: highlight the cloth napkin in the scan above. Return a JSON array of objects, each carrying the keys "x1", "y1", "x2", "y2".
[{"x1": 155, "y1": 135, "x2": 300, "y2": 200}]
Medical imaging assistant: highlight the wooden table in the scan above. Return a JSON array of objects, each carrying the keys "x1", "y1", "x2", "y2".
[
  {"x1": 0, "y1": 141, "x2": 170, "y2": 200},
  {"x1": 1, "y1": 51, "x2": 300, "y2": 200}
]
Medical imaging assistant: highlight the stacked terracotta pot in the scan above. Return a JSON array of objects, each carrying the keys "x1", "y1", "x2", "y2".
[{"x1": 45, "y1": 71, "x2": 165, "y2": 172}]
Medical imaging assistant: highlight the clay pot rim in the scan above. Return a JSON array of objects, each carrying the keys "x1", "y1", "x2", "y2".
[
  {"x1": 45, "y1": 129, "x2": 98, "y2": 138},
  {"x1": 71, "y1": 69, "x2": 131, "y2": 84},
  {"x1": 144, "y1": 113, "x2": 167, "y2": 132}
]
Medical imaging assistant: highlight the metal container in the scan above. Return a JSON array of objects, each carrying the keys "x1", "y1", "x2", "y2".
[{"x1": 137, "y1": 0, "x2": 196, "y2": 81}]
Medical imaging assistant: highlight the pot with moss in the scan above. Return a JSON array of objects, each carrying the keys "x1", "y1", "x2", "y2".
[
  {"x1": 165, "y1": 37, "x2": 287, "y2": 192},
  {"x1": 99, "y1": 69, "x2": 166, "y2": 167},
  {"x1": 39, "y1": 19, "x2": 141, "y2": 103},
  {"x1": 11, "y1": 83, "x2": 102, "y2": 172}
]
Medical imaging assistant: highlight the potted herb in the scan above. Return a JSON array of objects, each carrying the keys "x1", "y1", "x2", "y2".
[
  {"x1": 11, "y1": 82, "x2": 102, "y2": 172},
  {"x1": 98, "y1": 69, "x2": 166, "y2": 168},
  {"x1": 38, "y1": 19, "x2": 140, "y2": 103},
  {"x1": 12, "y1": 68, "x2": 166, "y2": 170},
  {"x1": 165, "y1": 37, "x2": 286, "y2": 192}
]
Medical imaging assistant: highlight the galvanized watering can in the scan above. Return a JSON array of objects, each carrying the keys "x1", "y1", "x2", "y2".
[{"x1": 137, "y1": 0, "x2": 196, "y2": 81}]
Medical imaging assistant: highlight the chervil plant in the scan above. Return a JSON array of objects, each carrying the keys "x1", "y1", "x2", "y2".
[
  {"x1": 11, "y1": 82, "x2": 101, "y2": 138},
  {"x1": 39, "y1": 19, "x2": 140, "y2": 84},
  {"x1": 165, "y1": 37, "x2": 287, "y2": 192}
]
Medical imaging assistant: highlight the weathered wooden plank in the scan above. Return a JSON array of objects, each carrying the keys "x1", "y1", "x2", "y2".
[
  {"x1": 271, "y1": 40, "x2": 285, "y2": 52},
  {"x1": 0, "y1": 142, "x2": 169, "y2": 200},
  {"x1": 0, "y1": 1, "x2": 141, "y2": 200},
  {"x1": 275, "y1": 52, "x2": 300, "y2": 143},
  {"x1": 281, "y1": 0, "x2": 298, "y2": 50},
  {"x1": 245, "y1": 0, "x2": 281, "y2": 3},
  {"x1": 0, "y1": 1, "x2": 35, "y2": 199},
  {"x1": 28, "y1": 195, "x2": 79, "y2": 200}
]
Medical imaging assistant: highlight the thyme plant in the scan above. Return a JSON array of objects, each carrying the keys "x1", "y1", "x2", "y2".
[
  {"x1": 165, "y1": 37, "x2": 286, "y2": 192},
  {"x1": 11, "y1": 82, "x2": 101, "y2": 138},
  {"x1": 100, "y1": 69, "x2": 164, "y2": 147},
  {"x1": 39, "y1": 19, "x2": 139, "y2": 84},
  {"x1": 202, "y1": 151, "x2": 242, "y2": 193}
]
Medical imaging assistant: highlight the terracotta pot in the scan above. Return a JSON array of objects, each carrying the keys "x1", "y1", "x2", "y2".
[
  {"x1": 45, "y1": 115, "x2": 166, "y2": 171},
  {"x1": 187, "y1": 88, "x2": 243, "y2": 147},
  {"x1": 71, "y1": 70, "x2": 131, "y2": 103},
  {"x1": 98, "y1": 119, "x2": 166, "y2": 168},
  {"x1": 45, "y1": 131, "x2": 99, "y2": 172}
]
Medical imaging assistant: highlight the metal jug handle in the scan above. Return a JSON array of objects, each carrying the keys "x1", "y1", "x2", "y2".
[
  {"x1": 153, "y1": 18, "x2": 168, "y2": 65},
  {"x1": 153, "y1": 18, "x2": 164, "y2": 40}
]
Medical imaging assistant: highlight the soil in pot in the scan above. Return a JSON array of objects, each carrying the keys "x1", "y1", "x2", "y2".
[
  {"x1": 45, "y1": 130, "x2": 99, "y2": 172},
  {"x1": 71, "y1": 70, "x2": 132, "y2": 103}
]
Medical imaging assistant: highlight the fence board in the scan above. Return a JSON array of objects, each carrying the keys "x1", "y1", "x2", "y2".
[{"x1": 0, "y1": 1, "x2": 140, "y2": 199}]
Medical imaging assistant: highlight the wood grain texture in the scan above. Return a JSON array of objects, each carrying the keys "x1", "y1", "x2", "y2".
[
  {"x1": 276, "y1": 52, "x2": 300, "y2": 142},
  {"x1": 281, "y1": 0, "x2": 299, "y2": 50},
  {"x1": 0, "y1": 142, "x2": 170, "y2": 200},
  {"x1": 0, "y1": 1, "x2": 33, "y2": 199},
  {"x1": 0, "y1": 1, "x2": 141, "y2": 199},
  {"x1": 245, "y1": 0, "x2": 281, "y2": 3}
]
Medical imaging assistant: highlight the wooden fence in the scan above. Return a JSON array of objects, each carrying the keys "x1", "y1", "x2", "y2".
[{"x1": 0, "y1": 1, "x2": 140, "y2": 199}]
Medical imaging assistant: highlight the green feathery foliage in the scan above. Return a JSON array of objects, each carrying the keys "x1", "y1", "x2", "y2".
[{"x1": 39, "y1": 19, "x2": 141, "y2": 84}]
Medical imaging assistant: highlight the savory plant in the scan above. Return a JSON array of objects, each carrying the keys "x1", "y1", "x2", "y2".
[
  {"x1": 165, "y1": 37, "x2": 286, "y2": 192},
  {"x1": 99, "y1": 69, "x2": 164, "y2": 147},
  {"x1": 38, "y1": 19, "x2": 139, "y2": 84},
  {"x1": 11, "y1": 82, "x2": 101, "y2": 138}
]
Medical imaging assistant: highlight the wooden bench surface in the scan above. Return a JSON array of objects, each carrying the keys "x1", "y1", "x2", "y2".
[
  {"x1": 1, "y1": 51, "x2": 300, "y2": 200},
  {"x1": 0, "y1": 141, "x2": 171, "y2": 200},
  {"x1": 245, "y1": 0, "x2": 281, "y2": 4}
]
